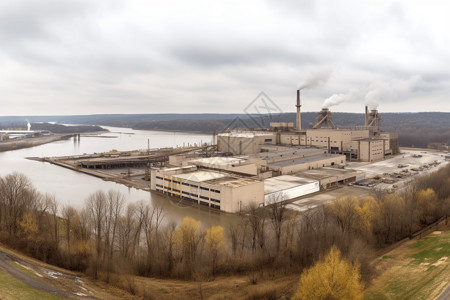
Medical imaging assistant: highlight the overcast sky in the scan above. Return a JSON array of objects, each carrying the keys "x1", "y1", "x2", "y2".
[{"x1": 1, "y1": 0, "x2": 449, "y2": 116}]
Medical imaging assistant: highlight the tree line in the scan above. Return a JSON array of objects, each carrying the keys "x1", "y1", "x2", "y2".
[
  {"x1": 0, "y1": 122, "x2": 106, "y2": 134},
  {"x1": 0, "y1": 164, "x2": 449, "y2": 298}
]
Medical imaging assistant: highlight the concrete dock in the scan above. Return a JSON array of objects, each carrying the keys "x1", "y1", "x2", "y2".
[{"x1": 29, "y1": 146, "x2": 207, "y2": 192}]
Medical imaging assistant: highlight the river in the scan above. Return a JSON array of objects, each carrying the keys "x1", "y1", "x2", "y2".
[{"x1": 0, "y1": 126, "x2": 238, "y2": 227}]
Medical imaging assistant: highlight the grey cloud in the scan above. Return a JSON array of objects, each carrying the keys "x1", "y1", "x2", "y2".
[
  {"x1": 169, "y1": 41, "x2": 319, "y2": 68},
  {"x1": 0, "y1": 0, "x2": 449, "y2": 115}
]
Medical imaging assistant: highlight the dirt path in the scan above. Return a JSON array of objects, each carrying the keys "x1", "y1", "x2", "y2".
[
  {"x1": 0, "y1": 244, "x2": 133, "y2": 300},
  {"x1": 437, "y1": 283, "x2": 450, "y2": 300},
  {"x1": 0, "y1": 251, "x2": 70, "y2": 298}
]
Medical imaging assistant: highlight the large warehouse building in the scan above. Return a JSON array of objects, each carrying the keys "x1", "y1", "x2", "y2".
[
  {"x1": 151, "y1": 146, "x2": 356, "y2": 212},
  {"x1": 150, "y1": 89, "x2": 398, "y2": 213},
  {"x1": 217, "y1": 91, "x2": 399, "y2": 162},
  {"x1": 151, "y1": 166, "x2": 264, "y2": 212}
]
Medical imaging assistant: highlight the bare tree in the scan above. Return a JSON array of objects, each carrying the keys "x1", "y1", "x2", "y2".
[
  {"x1": 267, "y1": 193, "x2": 288, "y2": 255},
  {"x1": 244, "y1": 203, "x2": 266, "y2": 252},
  {"x1": 86, "y1": 190, "x2": 107, "y2": 279},
  {"x1": 62, "y1": 205, "x2": 77, "y2": 267},
  {"x1": 0, "y1": 173, "x2": 34, "y2": 237},
  {"x1": 132, "y1": 201, "x2": 147, "y2": 267},
  {"x1": 159, "y1": 221, "x2": 177, "y2": 275},
  {"x1": 117, "y1": 203, "x2": 136, "y2": 260},
  {"x1": 328, "y1": 196, "x2": 359, "y2": 235},
  {"x1": 104, "y1": 190, "x2": 124, "y2": 281},
  {"x1": 443, "y1": 198, "x2": 450, "y2": 225},
  {"x1": 228, "y1": 223, "x2": 240, "y2": 258},
  {"x1": 142, "y1": 203, "x2": 164, "y2": 274},
  {"x1": 47, "y1": 195, "x2": 59, "y2": 249}
]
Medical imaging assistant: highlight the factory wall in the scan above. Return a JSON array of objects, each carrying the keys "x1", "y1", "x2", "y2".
[
  {"x1": 269, "y1": 155, "x2": 346, "y2": 175},
  {"x1": 246, "y1": 149, "x2": 325, "y2": 166},
  {"x1": 224, "y1": 181, "x2": 264, "y2": 212},
  {"x1": 304, "y1": 129, "x2": 371, "y2": 152},
  {"x1": 318, "y1": 173, "x2": 359, "y2": 189},
  {"x1": 380, "y1": 132, "x2": 399, "y2": 154},
  {"x1": 279, "y1": 133, "x2": 306, "y2": 145},
  {"x1": 217, "y1": 133, "x2": 276, "y2": 155},
  {"x1": 357, "y1": 139, "x2": 385, "y2": 162},
  {"x1": 306, "y1": 129, "x2": 351, "y2": 151},
  {"x1": 151, "y1": 169, "x2": 264, "y2": 213},
  {"x1": 188, "y1": 158, "x2": 258, "y2": 175}
]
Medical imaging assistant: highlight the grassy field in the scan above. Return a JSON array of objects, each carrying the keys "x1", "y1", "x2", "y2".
[
  {"x1": 365, "y1": 228, "x2": 450, "y2": 300},
  {"x1": 0, "y1": 270, "x2": 61, "y2": 300}
]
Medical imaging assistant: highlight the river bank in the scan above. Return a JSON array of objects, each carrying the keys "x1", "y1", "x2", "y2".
[{"x1": 0, "y1": 135, "x2": 74, "y2": 153}]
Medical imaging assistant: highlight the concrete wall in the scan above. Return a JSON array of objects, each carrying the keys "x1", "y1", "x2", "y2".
[
  {"x1": 305, "y1": 129, "x2": 370, "y2": 151},
  {"x1": 269, "y1": 155, "x2": 346, "y2": 175},
  {"x1": 246, "y1": 149, "x2": 325, "y2": 166},
  {"x1": 225, "y1": 181, "x2": 264, "y2": 212},
  {"x1": 358, "y1": 140, "x2": 385, "y2": 162},
  {"x1": 280, "y1": 133, "x2": 306, "y2": 145},
  {"x1": 189, "y1": 158, "x2": 258, "y2": 175},
  {"x1": 318, "y1": 173, "x2": 359, "y2": 189},
  {"x1": 217, "y1": 133, "x2": 276, "y2": 155},
  {"x1": 169, "y1": 155, "x2": 187, "y2": 166},
  {"x1": 151, "y1": 168, "x2": 264, "y2": 213},
  {"x1": 380, "y1": 132, "x2": 399, "y2": 154}
]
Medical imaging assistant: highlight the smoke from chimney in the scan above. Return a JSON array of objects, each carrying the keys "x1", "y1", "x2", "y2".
[
  {"x1": 297, "y1": 69, "x2": 331, "y2": 90},
  {"x1": 26, "y1": 119, "x2": 31, "y2": 131},
  {"x1": 322, "y1": 88, "x2": 360, "y2": 108},
  {"x1": 364, "y1": 75, "x2": 421, "y2": 109}
]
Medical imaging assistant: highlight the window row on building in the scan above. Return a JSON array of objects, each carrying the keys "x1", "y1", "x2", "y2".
[
  {"x1": 156, "y1": 176, "x2": 221, "y2": 194},
  {"x1": 155, "y1": 184, "x2": 221, "y2": 210}
]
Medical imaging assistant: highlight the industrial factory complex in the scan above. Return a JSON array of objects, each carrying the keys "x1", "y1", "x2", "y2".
[
  {"x1": 149, "y1": 90, "x2": 401, "y2": 213},
  {"x1": 37, "y1": 89, "x2": 446, "y2": 214}
]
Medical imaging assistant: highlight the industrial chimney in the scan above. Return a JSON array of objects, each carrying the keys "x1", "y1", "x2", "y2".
[
  {"x1": 364, "y1": 106, "x2": 368, "y2": 126},
  {"x1": 296, "y1": 89, "x2": 301, "y2": 131},
  {"x1": 313, "y1": 108, "x2": 336, "y2": 129}
]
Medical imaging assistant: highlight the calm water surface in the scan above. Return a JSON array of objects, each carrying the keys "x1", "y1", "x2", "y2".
[{"x1": 0, "y1": 127, "x2": 237, "y2": 227}]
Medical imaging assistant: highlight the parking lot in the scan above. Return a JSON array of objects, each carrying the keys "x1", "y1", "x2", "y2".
[
  {"x1": 286, "y1": 149, "x2": 449, "y2": 212},
  {"x1": 348, "y1": 149, "x2": 448, "y2": 190}
]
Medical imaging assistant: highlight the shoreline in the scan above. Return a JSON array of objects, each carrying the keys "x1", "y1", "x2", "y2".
[{"x1": 0, "y1": 134, "x2": 72, "y2": 153}]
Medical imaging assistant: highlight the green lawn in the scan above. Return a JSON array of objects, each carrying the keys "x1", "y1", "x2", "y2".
[
  {"x1": 0, "y1": 269, "x2": 61, "y2": 300},
  {"x1": 365, "y1": 231, "x2": 450, "y2": 300}
]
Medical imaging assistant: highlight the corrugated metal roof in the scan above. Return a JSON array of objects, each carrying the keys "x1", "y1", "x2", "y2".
[
  {"x1": 264, "y1": 175, "x2": 318, "y2": 194},
  {"x1": 173, "y1": 171, "x2": 226, "y2": 182}
]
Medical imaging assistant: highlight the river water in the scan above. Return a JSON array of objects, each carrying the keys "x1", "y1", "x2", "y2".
[{"x1": 0, "y1": 126, "x2": 237, "y2": 227}]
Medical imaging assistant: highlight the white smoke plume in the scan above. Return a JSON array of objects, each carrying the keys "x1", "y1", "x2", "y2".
[
  {"x1": 26, "y1": 119, "x2": 31, "y2": 131},
  {"x1": 298, "y1": 69, "x2": 331, "y2": 90},
  {"x1": 364, "y1": 75, "x2": 421, "y2": 109},
  {"x1": 323, "y1": 88, "x2": 360, "y2": 108}
]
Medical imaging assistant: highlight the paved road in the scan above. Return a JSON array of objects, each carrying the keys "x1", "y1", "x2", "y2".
[
  {"x1": 437, "y1": 283, "x2": 450, "y2": 300},
  {"x1": 0, "y1": 251, "x2": 67, "y2": 298}
]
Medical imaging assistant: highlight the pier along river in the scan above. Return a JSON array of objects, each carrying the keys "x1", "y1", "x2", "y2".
[{"x1": 0, "y1": 126, "x2": 237, "y2": 227}]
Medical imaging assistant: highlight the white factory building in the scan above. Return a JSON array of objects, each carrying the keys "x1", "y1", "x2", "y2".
[
  {"x1": 150, "y1": 147, "x2": 362, "y2": 213},
  {"x1": 149, "y1": 89, "x2": 397, "y2": 213}
]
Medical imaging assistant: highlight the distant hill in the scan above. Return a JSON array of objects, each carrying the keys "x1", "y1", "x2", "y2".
[
  {"x1": 1, "y1": 112, "x2": 449, "y2": 148},
  {"x1": 30, "y1": 123, "x2": 107, "y2": 134}
]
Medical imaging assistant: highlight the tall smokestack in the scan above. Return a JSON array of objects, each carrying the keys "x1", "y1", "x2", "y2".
[
  {"x1": 365, "y1": 106, "x2": 368, "y2": 126},
  {"x1": 296, "y1": 89, "x2": 301, "y2": 131}
]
